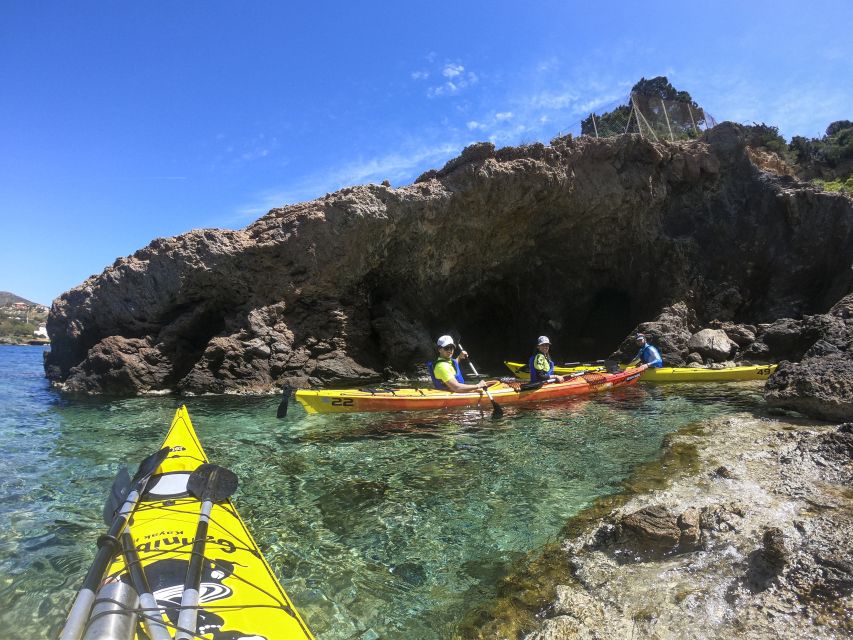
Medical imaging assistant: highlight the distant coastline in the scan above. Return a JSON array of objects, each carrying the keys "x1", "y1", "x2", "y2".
[{"x1": 0, "y1": 291, "x2": 49, "y2": 346}]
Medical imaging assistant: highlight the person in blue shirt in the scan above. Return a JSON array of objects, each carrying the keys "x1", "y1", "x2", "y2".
[
  {"x1": 528, "y1": 336, "x2": 567, "y2": 383},
  {"x1": 629, "y1": 333, "x2": 663, "y2": 368}
]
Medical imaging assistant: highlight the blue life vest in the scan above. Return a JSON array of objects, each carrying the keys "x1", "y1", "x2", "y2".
[
  {"x1": 635, "y1": 344, "x2": 663, "y2": 368},
  {"x1": 528, "y1": 352, "x2": 555, "y2": 382},
  {"x1": 428, "y1": 357, "x2": 465, "y2": 390}
]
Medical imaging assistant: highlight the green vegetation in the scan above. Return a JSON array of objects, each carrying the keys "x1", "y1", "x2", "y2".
[
  {"x1": 743, "y1": 122, "x2": 789, "y2": 156},
  {"x1": 812, "y1": 176, "x2": 853, "y2": 194},
  {"x1": 581, "y1": 76, "x2": 707, "y2": 140},
  {"x1": 744, "y1": 120, "x2": 853, "y2": 187},
  {"x1": 0, "y1": 318, "x2": 40, "y2": 339},
  {"x1": 581, "y1": 78, "x2": 850, "y2": 192}
]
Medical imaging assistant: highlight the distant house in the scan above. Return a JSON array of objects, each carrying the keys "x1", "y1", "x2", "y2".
[
  {"x1": 34, "y1": 325, "x2": 48, "y2": 339},
  {"x1": 13, "y1": 302, "x2": 27, "y2": 310},
  {"x1": 35, "y1": 305, "x2": 48, "y2": 313}
]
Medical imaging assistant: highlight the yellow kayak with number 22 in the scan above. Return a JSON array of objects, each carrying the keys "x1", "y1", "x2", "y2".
[{"x1": 503, "y1": 361, "x2": 777, "y2": 382}]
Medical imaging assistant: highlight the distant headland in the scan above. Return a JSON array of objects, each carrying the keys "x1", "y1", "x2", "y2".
[{"x1": 0, "y1": 291, "x2": 49, "y2": 345}]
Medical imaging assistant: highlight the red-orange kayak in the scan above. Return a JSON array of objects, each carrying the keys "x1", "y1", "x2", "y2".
[{"x1": 294, "y1": 368, "x2": 643, "y2": 414}]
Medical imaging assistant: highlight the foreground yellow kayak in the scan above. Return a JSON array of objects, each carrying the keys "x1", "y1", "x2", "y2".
[
  {"x1": 503, "y1": 361, "x2": 777, "y2": 382},
  {"x1": 60, "y1": 406, "x2": 313, "y2": 640}
]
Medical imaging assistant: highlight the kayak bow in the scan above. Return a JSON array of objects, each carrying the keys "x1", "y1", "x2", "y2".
[{"x1": 60, "y1": 406, "x2": 314, "y2": 640}]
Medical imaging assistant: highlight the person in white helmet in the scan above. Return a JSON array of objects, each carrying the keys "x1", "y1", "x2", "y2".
[
  {"x1": 428, "y1": 335, "x2": 490, "y2": 392},
  {"x1": 528, "y1": 336, "x2": 566, "y2": 383}
]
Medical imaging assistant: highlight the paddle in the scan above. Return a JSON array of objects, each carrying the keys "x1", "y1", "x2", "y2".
[
  {"x1": 457, "y1": 342, "x2": 503, "y2": 418},
  {"x1": 60, "y1": 447, "x2": 171, "y2": 640},
  {"x1": 174, "y1": 463, "x2": 239, "y2": 640},
  {"x1": 562, "y1": 359, "x2": 606, "y2": 367},
  {"x1": 102, "y1": 468, "x2": 172, "y2": 640},
  {"x1": 276, "y1": 385, "x2": 294, "y2": 419}
]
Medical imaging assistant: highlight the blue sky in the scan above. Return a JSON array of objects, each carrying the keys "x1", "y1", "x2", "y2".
[{"x1": 2, "y1": 1, "x2": 851, "y2": 305}]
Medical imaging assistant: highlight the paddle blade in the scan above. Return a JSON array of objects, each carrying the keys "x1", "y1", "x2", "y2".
[
  {"x1": 131, "y1": 447, "x2": 171, "y2": 484},
  {"x1": 103, "y1": 467, "x2": 132, "y2": 525},
  {"x1": 276, "y1": 385, "x2": 293, "y2": 419},
  {"x1": 482, "y1": 388, "x2": 503, "y2": 419},
  {"x1": 187, "y1": 464, "x2": 238, "y2": 503},
  {"x1": 518, "y1": 381, "x2": 545, "y2": 392}
]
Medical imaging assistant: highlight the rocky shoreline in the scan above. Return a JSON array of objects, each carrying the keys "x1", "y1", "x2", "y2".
[{"x1": 462, "y1": 412, "x2": 852, "y2": 639}]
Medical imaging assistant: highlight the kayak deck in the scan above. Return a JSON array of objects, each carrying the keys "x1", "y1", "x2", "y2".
[
  {"x1": 504, "y1": 361, "x2": 777, "y2": 382},
  {"x1": 295, "y1": 368, "x2": 643, "y2": 414},
  {"x1": 80, "y1": 406, "x2": 314, "y2": 639}
]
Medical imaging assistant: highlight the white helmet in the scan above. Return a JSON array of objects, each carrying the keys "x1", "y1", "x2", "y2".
[
  {"x1": 436, "y1": 335, "x2": 455, "y2": 348},
  {"x1": 537, "y1": 335, "x2": 551, "y2": 345}
]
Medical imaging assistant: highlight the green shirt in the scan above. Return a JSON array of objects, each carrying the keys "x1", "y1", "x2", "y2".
[
  {"x1": 533, "y1": 353, "x2": 551, "y2": 374},
  {"x1": 433, "y1": 358, "x2": 457, "y2": 384}
]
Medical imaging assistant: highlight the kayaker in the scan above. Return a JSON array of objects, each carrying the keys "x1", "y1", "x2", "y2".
[
  {"x1": 629, "y1": 333, "x2": 663, "y2": 368},
  {"x1": 528, "y1": 336, "x2": 566, "y2": 383},
  {"x1": 430, "y1": 335, "x2": 490, "y2": 392}
]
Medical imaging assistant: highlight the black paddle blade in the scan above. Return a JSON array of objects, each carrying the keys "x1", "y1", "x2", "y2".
[
  {"x1": 276, "y1": 385, "x2": 293, "y2": 419},
  {"x1": 187, "y1": 463, "x2": 238, "y2": 503},
  {"x1": 131, "y1": 447, "x2": 171, "y2": 483},
  {"x1": 103, "y1": 467, "x2": 132, "y2": 525},
  {"x1": 604, "y1": 359, "x2": 621, "y2": 373},
  {"x1": 518, "y1": 381, "x2": 545, "y2": 392},
  {"x1": 490, "y1": 402, "x2": 504, "y2": 419}
]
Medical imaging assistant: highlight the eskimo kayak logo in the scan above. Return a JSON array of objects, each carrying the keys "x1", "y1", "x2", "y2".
[{"x1": 140, "y1": 557, "x2": 267, "y2": 640}]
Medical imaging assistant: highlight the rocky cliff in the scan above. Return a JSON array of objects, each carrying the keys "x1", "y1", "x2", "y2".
[{"x1": 45, "y1": 123, "x2": 853, "y2": 407}]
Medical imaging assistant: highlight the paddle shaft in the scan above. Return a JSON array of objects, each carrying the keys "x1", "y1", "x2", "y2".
[
  {"x1": 122, "y1": 529, "x2": 171, "y2": 640},
  {"x1": 59, "y1": 488, "x2": 141, "y2": 640},
  {"x1": 458, "y1": 342, "x2": 503, "y2": 417},
  {"x1": 174, "y1": 497, "x2": 215, "y2": 640},
  {"x1": 60, "y1": 447, "x2": 169, "y2": 640}
]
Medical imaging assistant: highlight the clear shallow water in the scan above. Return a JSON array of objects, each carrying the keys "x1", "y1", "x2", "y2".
[{"x1": 0, "y1": 346, "x2": 770, "y2": 639}]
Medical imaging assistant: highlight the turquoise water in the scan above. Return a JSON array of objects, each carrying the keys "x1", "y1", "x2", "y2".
[{"x1": 0, "y1": 346, "x2": 769, "y2": 639}]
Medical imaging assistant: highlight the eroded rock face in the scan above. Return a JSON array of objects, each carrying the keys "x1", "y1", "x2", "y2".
[
  {"x1": 45, "y1": 123, "x2": 853, "y2": 395},
  {"x1": 764, "y1": 293, "x2": 853, "y2": 421}
]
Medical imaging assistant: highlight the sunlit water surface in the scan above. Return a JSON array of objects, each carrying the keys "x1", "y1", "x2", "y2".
[{"x1": 0, "y1": 346, "x2": 770, "y2": 639}]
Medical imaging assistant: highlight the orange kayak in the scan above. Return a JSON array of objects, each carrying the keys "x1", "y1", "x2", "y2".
[{"x1": 294, "y1": 368, "x2": 643, "y2": 414}]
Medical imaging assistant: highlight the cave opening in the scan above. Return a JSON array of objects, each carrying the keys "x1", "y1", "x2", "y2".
[{"x1": 436, "y1": 286, "x2": 640, "y2": 377}]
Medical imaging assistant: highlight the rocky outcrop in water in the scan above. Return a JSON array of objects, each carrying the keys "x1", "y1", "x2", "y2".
[{"x1": 45, "y1": 123, "x2": 853, "y2": 401}]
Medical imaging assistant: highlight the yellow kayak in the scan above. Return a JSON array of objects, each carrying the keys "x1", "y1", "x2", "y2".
[
  {"x1": 61, "y1": 406, "x2": 313, "y2": 640},
  {"x1": 504, "y1": 361, "x2": 777, "y2": 382}
]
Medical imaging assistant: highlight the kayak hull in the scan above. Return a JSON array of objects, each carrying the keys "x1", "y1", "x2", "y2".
[
  {"x1": 89, "y1": 406, "x2": 314, "y2": 639},
  {"x1": 295, "y1": 368, "x2": 643, "y2": 414},
  {"x1": 504, "y1": 361, "x2": 778, "y2": 382}
]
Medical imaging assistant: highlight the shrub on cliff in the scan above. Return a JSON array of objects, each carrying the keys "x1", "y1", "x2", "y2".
[
  {"x1": 581, "y1": 76, "x2": 706, "y2": 139},
  {"x1": 789, "y1": 120, "x2": 853, "y2": 180}
]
